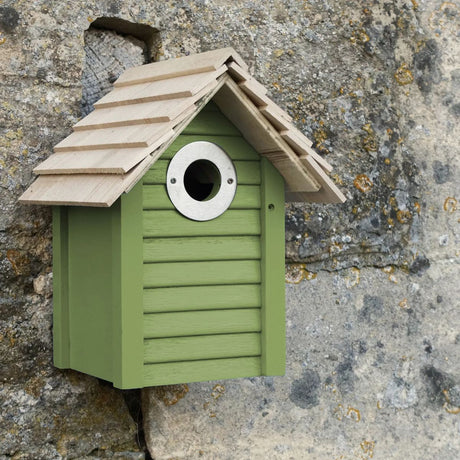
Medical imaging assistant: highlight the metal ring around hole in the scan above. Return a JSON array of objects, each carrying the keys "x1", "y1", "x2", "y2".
[{"x1": 166, "y1": 141, "x2": 237, "y2": 221}]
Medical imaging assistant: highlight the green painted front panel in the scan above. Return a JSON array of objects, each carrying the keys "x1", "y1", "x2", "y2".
[
  {"x1": 144, "y1": 333, "x2": 261, "y2": 364},
  {"x1": 143, "y1": 284, "x2": 261, "y2": 313},
  {"x1": 67, "y1": 206, "x2": 114, "y2": 381},
  {"x1": 144, "y1": 357, "x2": 262, "y2": 387},
  {"x1": 142, "y1": 103, "x2": 267, "y2": 386}
]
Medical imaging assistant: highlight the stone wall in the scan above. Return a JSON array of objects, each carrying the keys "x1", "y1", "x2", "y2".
[{"x1": 0, "y1": 1, "x2": 458, "y2": 459}]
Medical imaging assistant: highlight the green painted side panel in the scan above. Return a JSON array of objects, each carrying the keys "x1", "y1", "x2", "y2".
[
  {"x1": 143, "y1": 284, "x2": 261, "y2": 313},
  {"x1": 144, "y1": 260, "x2": 261, "y2": 288},
  {"x1": 143, "y1": 236, "x2": 261, "y2": 263},
  {"x1": 144, "y1": 357, "x2": 262, "y2": 386},
  {"x1": 159, "y1": 135, "x2": 260, "y2": 161},
  {"x1": 182, "y1": 111, "x2": 241, "y2": 136},
  {"x1": 143, "y1": 160, "x2": 261, "y2": 185},
  {"x1": 144, "y1": 333, "x2": 261, "y2": 364},
  {"x1": 260, "y1": 157, "x2": 286, "y2": 376},
  {"x1": 143, "y1": 209, "x2": 261, "y2": 237},
  {"x1": 143, "y1": 184, "x2": 261, "y2": 210},
  {"x1": 67, "y1": 205, "x2": 114, "y2": 381},
  {"x1": 144, "y1": 308, "x2": 261, "y2": 339},
  {"x1": 112, "y1": 183, "x2": 144, "y2": 389},
  {"x1": 52, "y1": 207, "x2": 70, "y2": 368}
]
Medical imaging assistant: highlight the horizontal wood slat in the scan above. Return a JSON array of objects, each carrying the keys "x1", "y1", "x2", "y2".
[
  {"x1": 19, "y1": 156, "x2": 154, "y2": 207},
  {"x1": 95, "y1": 67, "x2": 226, "y2": 109},
  {"x1": 279, "y1": 129, "x2": 332, "y2": 173},
  {"x1": 142, "y1": 185, "x2": 260, "y2": 210},
  {"x1": 34, "y1": 146, "x2": 154, "y2": 175},
  {"x1": 143, "y1": 159, "x2": 261, "y2": 185},
  {"x1": 237, "y1": 80, "x2": 293, "y2": 122},
  {"x1": 115, "y1": 47, "x2": 248, "y2": 88},
  {"x1": 54, "y1": 123, "x2": 172, "y2": 152},
  {"x1": 75, "y1": 81, "x2": 220, "y2": 132},
  {"x1": 143, "y1": 236, "x2": 261, "y2": 263},
  {"x1": 143, "y1": 209, "x2": 261, "y2": 237},
  {"x1": 144, "y1": 356, "x2": 261, "y2": 386},
  {"x1": 144, "y1": 308, "x2": 261, "y2": 338},
  {"x1": 144, "y1": 332, "x2": 261, "y2": 364},
  {"x1": 143, "y1": 260, "x2": 261, "y2": 288},
  {"x1": 160, "y1": 135, "x2": 260, "y2": 160},
  {"x1": 143, "y1": 284, "x2": 261, "y2": 313}
]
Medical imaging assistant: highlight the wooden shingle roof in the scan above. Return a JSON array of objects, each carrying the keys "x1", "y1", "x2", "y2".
[{"x1": 19, "y1": 47, "x2": 345, "y2": 207}]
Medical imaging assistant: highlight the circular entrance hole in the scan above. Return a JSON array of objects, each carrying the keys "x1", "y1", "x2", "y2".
[{"x1": 184, "y1": 160, "x2": 221, "y2": 201}]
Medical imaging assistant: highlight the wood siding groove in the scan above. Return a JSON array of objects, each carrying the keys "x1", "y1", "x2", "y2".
[
  {"x1": 144, "y1": 357, "x2": 261, "y2": 386},
  {"x1": 143, "y1": 236, "x2": 261, "y2": 263},
  {"x1": 143, "y1": 210, "x2": 261, "y2": 237},
  {"x1": 143, "y1": 284, "x2": 261, "y2": 313},
  {"x1": 143, "y1": 160, "x2": 261, "y2": 185},
  {"x1": 143, "y1": 308, "x2": 261, "y2": 339},
  {"x1": 143, "y1": 185, "x2": 261, "y2": 210},
  {"x1": 144, "y1": 332, "x2": 261, "y2": 364},
  {"x1": 143, "y1": 260, "x2": 261, "y2": 288}
]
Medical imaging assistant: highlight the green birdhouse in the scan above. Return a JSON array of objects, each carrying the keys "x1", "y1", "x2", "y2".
[{"x1": 19, "y1": 48, "x2": 345, "y2": 389}]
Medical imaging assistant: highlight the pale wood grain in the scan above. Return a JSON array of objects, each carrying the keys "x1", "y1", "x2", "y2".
[
  {"x1": 19, "y1": 156, "x2": 153, "y2": 207},
  {"x1": 279, "y1": 129, "x2": 333, "y2": 173},
  {"x1": 114, "y1": 47, "x2": 247, "y2": 88},
  {"x1": 284, "y1": 154, "x2": 346, "y2": 203},
  {"x1": 95, "y1": 66, "x2": 226, "y2": 109},
  {"x1": 74, "y1": 81, "x2": 217, "y2": 131},
  {"x1": 213, "y1": 79, "x2": 320, "y2": 192},
  {"x1": 237, "y1": 80, "x2": 293, "y2": 122}
]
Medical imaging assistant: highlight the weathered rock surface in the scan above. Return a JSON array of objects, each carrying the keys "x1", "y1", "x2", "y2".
[{"x1": 0, "y1": 0, "x2": 458, "y2": 459}]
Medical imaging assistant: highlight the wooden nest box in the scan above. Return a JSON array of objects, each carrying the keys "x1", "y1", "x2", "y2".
[{"x1": 20, "y1": 48, "x2": 345, "y2": 389}]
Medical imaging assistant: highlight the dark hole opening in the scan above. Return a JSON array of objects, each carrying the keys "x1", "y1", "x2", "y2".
[{"x1": 184, "y1": 160, "x2": 221, "y2": 201}]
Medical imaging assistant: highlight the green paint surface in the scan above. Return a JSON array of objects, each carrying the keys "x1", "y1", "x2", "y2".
[
  {"x1": 144, "y1": 308, "x2": 261, "y2": 338},
  {"x1": 143, "y1": 184, "x2": 261, "y2": 209},
  {"x1": 144, "y1": 357, "x2": 262, "y2": 387},
  {"x1": 143, "y1": 284, "x2": 261, "y2": 313},
  {"x1": 144, "y1": 260, "x2": 261, "y2": 288},
  {"x1": 143, "y1": 236, "x2": 261, "y2": 263},
  {"x1": 260, "y1": 157, "x2": 286, "y2": 375},
  {"x1": 67, "y1": 205, "x2": 114, "y2": 381},
  {"x1": 143, "y1": 209, "x2": 261, "y2": 237},
  {"x1": 144, "y1": 333, "x2": 261, "y2": 363},
  {"x1": 143, "y1": 159, "x2": 261, "y2": 185}
]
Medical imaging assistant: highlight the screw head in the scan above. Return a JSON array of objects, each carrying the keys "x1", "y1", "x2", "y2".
[
  {"x1": 227, "y1": 178, "x2": 234, "y2": 185},
  {"x1": 170, "y1": 178, "x2": 176, "y2": 184}
]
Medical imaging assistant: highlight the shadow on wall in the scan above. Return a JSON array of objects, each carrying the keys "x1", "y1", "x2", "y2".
[{"x1": 82, "y1": 17, "x2": 161, "y2": 115}]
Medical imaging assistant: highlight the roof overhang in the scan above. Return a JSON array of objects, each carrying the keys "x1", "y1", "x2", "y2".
[{"x1": 19, "y1": 47, "x2": 345, "y2": 207}]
